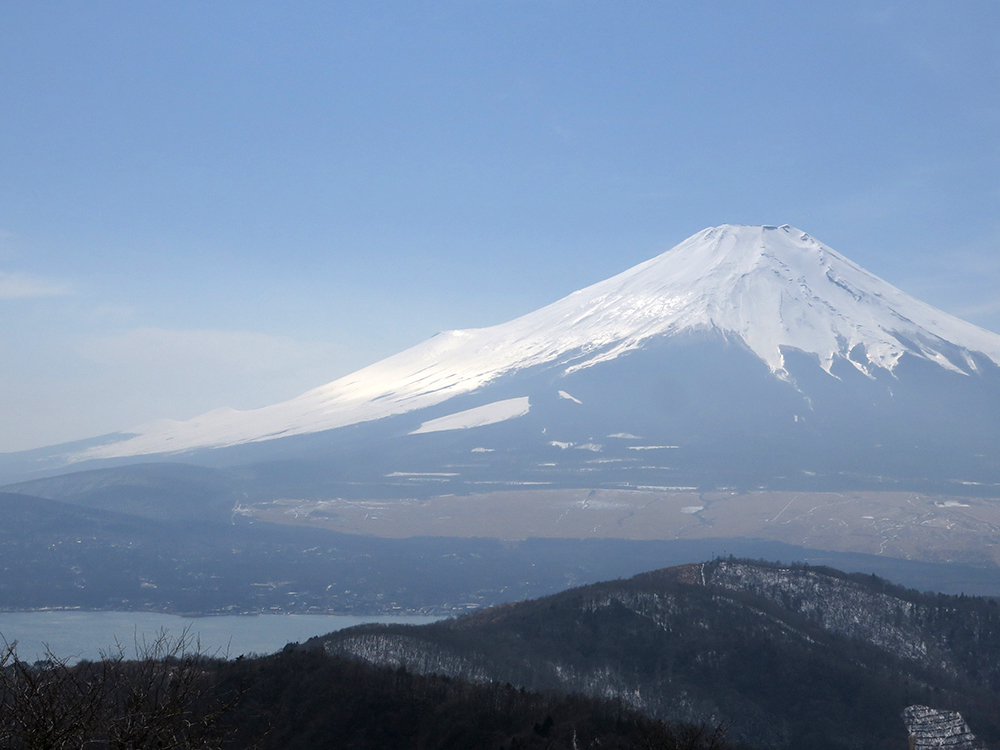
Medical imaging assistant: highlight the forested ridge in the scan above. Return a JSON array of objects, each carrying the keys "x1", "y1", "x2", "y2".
[
  {"x1": 317, "y1": 559, "x2": 1000, "y2": 749},
  {"x1": 0, "y1": 635, "x2": 732, "y2": 750},
  {"x1": 4, "y1": 559, "x2": 999, "y2": 749}
]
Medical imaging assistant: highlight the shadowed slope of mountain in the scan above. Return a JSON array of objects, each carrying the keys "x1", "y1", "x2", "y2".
[
  {"x1": 213, "y1": 649, "x2": 735, "y2": 750},
  {"x1": 2, "y1": 464, "x2": 243, "y2": 521},
  {"x1": 10, "y1": 329, "x2": 998, "y2": 498},
  {"x1": 317, "y1": 560, "x2": 1000, "y2": 750}
]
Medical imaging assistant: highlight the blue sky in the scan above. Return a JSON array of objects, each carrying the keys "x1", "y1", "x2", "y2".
[{"x1": 2, "y1": 1, "x2": 998, "y2": 452}]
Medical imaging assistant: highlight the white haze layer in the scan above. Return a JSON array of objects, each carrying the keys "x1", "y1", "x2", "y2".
[{"x1": 79, "y1": 225, "x2": 1000, "y2": 460}]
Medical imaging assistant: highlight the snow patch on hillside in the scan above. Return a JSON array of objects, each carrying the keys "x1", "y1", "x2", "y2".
[{"x1": 409, "y1": 397, "x2": 530, "y2": 435}]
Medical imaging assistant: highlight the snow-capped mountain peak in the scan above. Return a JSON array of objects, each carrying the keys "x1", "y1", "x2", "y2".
[
  {"x1": 77, "y1": 224, "x2": 1000, "y2": 459},
  {"x1": 531, "y1": 223, "x2": 1000, "y2": 377}
]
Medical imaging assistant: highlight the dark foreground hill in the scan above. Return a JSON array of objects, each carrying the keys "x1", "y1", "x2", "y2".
[
  {"x1": 4, "y1": 559, "x2": 996, "y2": 749},
  {"x1": 315, "y1": 559, "x2": 1000, "y2": 750},
  {"x1": 0, "y1": 636, "x2": 732, "y2": 750},
  {"x1": 217, "y1": 649, "x2": 733, "y2": 750}
]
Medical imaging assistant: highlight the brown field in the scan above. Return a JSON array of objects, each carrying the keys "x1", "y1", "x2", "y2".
[{"x1": 240, "y1": 488, "x2": 1000, "y2": 566}]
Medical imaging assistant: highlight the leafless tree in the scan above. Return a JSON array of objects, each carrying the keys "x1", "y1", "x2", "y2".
[{"x1": 0, "y1": 628, "x2": 241, "y2": 750}]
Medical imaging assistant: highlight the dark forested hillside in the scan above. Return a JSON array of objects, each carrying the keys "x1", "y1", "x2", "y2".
[
  {"x1": 4, "y1": 555, "x2": 997, "y2": 748},
  {"x1": 316, "y1": 560, "x2": 1000, "y2": 750},
  {"x1": 0, "y1": 637, "x2": 733, "y2": 750},
  {"x1": 215, "y1": 648, "x2": 733, "y2": 750}
]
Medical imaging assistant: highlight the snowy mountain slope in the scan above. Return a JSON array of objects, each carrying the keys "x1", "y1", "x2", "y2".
[
  {"x1": 75, "y1": 224, "x2": 1000, "y2": 461},
  {"x1": 409, "y1": 397, "x2": 531, "y2": 435}
]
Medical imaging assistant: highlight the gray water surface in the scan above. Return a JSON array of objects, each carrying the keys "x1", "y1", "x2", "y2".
[{"x1": 0, "y1": 611, "x2": 442, "y2": 662}]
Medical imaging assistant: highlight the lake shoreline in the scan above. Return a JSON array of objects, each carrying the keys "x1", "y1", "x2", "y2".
[
  {"x1": 0, "y1": 611, "x2": 445, "y2": 663},
  {"x1": 0, "y1": 605, "x2": 467, "y2": 618}
]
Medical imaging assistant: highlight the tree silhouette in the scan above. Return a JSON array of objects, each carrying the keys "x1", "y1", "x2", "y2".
[{"x1": 0, "y1": 628, "x2": 240, "y2": 750}]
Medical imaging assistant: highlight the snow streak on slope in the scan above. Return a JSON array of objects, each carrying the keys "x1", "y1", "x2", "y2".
[
  {"x1": 409, "y1": 397, "x2": 531, "y2": 435},
  {"x1": 79, "y1": 225, "x2": 1000, "y2": 460}
]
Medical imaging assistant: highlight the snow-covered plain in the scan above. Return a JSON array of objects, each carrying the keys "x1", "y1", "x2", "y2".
[{"x1": 78, "y1": 224, "x2": 1000, "y2": 460}]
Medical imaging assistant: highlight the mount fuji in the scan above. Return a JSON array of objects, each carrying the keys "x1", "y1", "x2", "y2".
[{"x1": 5, "y1": 224, "x2": 1000, "y2": 515}]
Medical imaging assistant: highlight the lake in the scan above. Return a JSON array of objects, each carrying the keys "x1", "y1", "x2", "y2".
[{"x1": 0, "y1": 611, "x2": 443, "y2": 663}]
